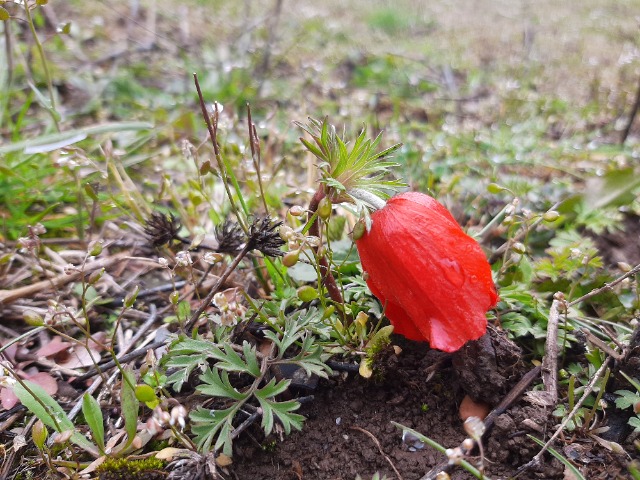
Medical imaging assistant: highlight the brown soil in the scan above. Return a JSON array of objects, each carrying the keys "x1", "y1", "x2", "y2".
[{"x1": 229, "y1": 336, "x2": 632, "y2": 480}]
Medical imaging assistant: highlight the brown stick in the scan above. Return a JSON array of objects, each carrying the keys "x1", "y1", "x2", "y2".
[
  {"x1": 0, "y1": 252, "x2": 129, "y2": 305},
  {"x1": 421, "y1": 365, "x2": 542, "y2": 480},
  {"x1": 621, "y1": 73, "x2": 640, "y2": 145}
]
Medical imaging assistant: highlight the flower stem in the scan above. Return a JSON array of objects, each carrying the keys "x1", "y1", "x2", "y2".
[
  {"x1": 348, "y1": 188, "x2": 386, "y2": 211},
  {"x1": 308, "y1": 187, "x2": 345, "y2": 307}
]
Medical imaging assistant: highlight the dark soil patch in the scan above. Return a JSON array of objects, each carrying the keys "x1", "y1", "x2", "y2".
[
  {"x1": 229, "y1": 336, "x2": 632, "y2": 480},
  {"x1": 595, "y1": 214, "x2": 640, "y2": 267}
]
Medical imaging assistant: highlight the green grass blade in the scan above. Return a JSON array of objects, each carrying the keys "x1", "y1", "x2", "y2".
[{"x1": 528, "y1": 435, "x2": 586, "y2": 480}]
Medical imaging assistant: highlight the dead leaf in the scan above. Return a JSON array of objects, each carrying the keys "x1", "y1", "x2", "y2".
[{"x1": 1, "y1": 371, "x2": 58, "y2": 410}]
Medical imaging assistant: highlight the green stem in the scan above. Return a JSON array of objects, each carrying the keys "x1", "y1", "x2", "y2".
[{"x1": 23, "y1": 2, "x2": 60, "y2": 132}]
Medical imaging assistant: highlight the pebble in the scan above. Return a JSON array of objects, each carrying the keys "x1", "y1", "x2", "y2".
[{"x1": 458, "y1": 394, "x2": 491, "y2": 421}]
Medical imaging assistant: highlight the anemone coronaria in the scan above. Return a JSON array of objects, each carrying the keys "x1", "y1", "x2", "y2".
[{"x1": 355, "y1": 192, "x2": 498, "y2": 352}]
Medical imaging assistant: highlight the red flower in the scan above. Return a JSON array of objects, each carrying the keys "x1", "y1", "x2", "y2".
[{"x1": 355, "y1": 192, "x2": 498, "y2": 352}]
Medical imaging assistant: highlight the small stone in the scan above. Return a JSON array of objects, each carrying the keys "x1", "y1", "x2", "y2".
[{"x1": 459, "y1": 394, "x2": 491, "y2": 421}]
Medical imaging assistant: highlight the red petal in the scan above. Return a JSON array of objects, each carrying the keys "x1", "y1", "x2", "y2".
[{"x1": 357, "y1": 192, "x2": 498, "y2": 352}]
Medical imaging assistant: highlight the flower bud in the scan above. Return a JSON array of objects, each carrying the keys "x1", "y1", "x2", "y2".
[
  {"x1": 487, "y1": 183, "x2": 506, "y2": 194},
  {"x1": 461, "y1": 438, "x2": 475, "y2": 452},
  {"x1": 88, "y1": 267, "x2": 105, "y2": 285},
  {"x1": 124, "y1": 285, "x2": 140, "y2": 308},
  {"x1": 32, "y1": 420, "x2": 48, "y2": 450},
  {"x1": 297, "y1": 286, "x2": 319, "y2": 302},
  {"x1": 23, "y1": 310, "x2": 44, "y2": 326},
  {"x1": 53, "y1": 430, "x2": 73, "y2": 444},
  {"x1": 169, "y1": 291, "x2": 180, "y2": 305},
  {"x1": 170, "y1": 405, "x2": 188, "y2": 429},
  {"x1": 355, "y1": 311, "x2": 368, "y2": 327},
  {"x1": 317, "y1": 197, "x2": 332, "y2": 220},
  {"x1": 88, "y1": 240, "x2": 103, "y2": 256},
  {"x1": 351, "y1": 221, "x2": 366, "y2": 240},
  {"x1": 289, "y1": 206, "x2": 305, "y2": 217},
  {"x1": 282, "y1": 250, "x2": 299, "y2": 267},
  {"x1": 511, "y1": 242, "x2": 526, "y2": 254},
  {"x1": 543, "y1": 211, "x2": 560, "y2": 222}
]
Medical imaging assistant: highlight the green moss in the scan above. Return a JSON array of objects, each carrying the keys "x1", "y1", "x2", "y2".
[{"x1": 96, "y1": 457, "x2": 166, "y2": 480}]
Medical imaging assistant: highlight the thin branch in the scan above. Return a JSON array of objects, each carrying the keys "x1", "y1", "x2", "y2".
[
  {"x1": 185, "y1": 243, "x2": 252, "y2": 331},
  {"x1": 351, "y1": 426, "x2": 403, "y2": 480},
  {"x1": 567, "y1": 263, "x2": 640, "y2": 308},
  {"x1": 542, "y1": 295, "x2": 563, "y2": 405},
  {"x1": 517, "y1": 356, "x2": 612, "y2": 475},
  {"x1": 621, "y1": 73, "x2": 640, "y2": 145}
]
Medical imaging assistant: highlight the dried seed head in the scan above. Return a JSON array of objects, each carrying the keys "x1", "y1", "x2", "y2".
[
  {"x1": 215, "y1": 220, "x2": 245, "y2": 254},
  {"x1": 144, "y1": 212, "x2": 182, "y2": 247},
  {"x1": 247, "y1": 216, "x2": 286, "y2": 257}
]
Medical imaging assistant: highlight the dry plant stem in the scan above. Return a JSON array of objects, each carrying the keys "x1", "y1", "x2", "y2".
[
  {"x1": 422, "y1": 365, "x2": 541, "y2": 480},
  {"x1": 247, "y1": 105, "x2": 269, "y2": 213},
  {"x1": 185, "y1": 243, "x2": 252, "y2": 331},
  {"x1": 76, "y1": 340, "x2": 166, "y2": 382},
  {"x1": 518, "y1": 356, "x2": 612, "y2": 475},
  {"x1": 308, "y1": 187, "x2": 344, "y2": 306},
  {"x1": 193, "y1": 73, "x2": 247, "y2": 233},
  {"x1": 350, "y1": 426, "x2": 403, "y2": 480},
  {"x1": 567, "y1": 262, "x2": 640, "y2": 308},
  {"x1": 0, "y1": 252, "x2": 129, "y2": 305},
  {"x1": 74, "y1": 302, "x2": 159, "y2": 383},
  {"x1": 621, "y1": 73, "x2": 640, "y2": 145},
  {"x1": 542, "y1": 296, "x2": 562, "y2": 405},
  {"x1": 23, "y1": 1, "x2": 59, "y2": 132}
]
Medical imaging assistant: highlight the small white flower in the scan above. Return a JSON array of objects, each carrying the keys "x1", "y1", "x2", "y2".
[
  {"x1": 203, "y1": 252, "x2": 223, "y2": 265},
  {"x1": 31, "y1": 223, "x2": 47, "y2": 235},
  {"x1": 0, "y1": 365, "x2": 16, "y2": 388},
  {"x1": 170, "y1": 405, "x2": 187, "y2": 430},
  {"x1": 175, "y1": 251, "x2": 192, "y2": 267},
  {"x1": 445, "y1": 447, "x2": 464, "y2": 465},
  {"x1": 213, "y1": 292, "x2": 229, "y2": 311},
  {"x1": 157, "y1": 257, "x2": 169, "y2": 268},
  {"x1": 64, "y1": 263, "x2": 80, "y2": 275}
]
